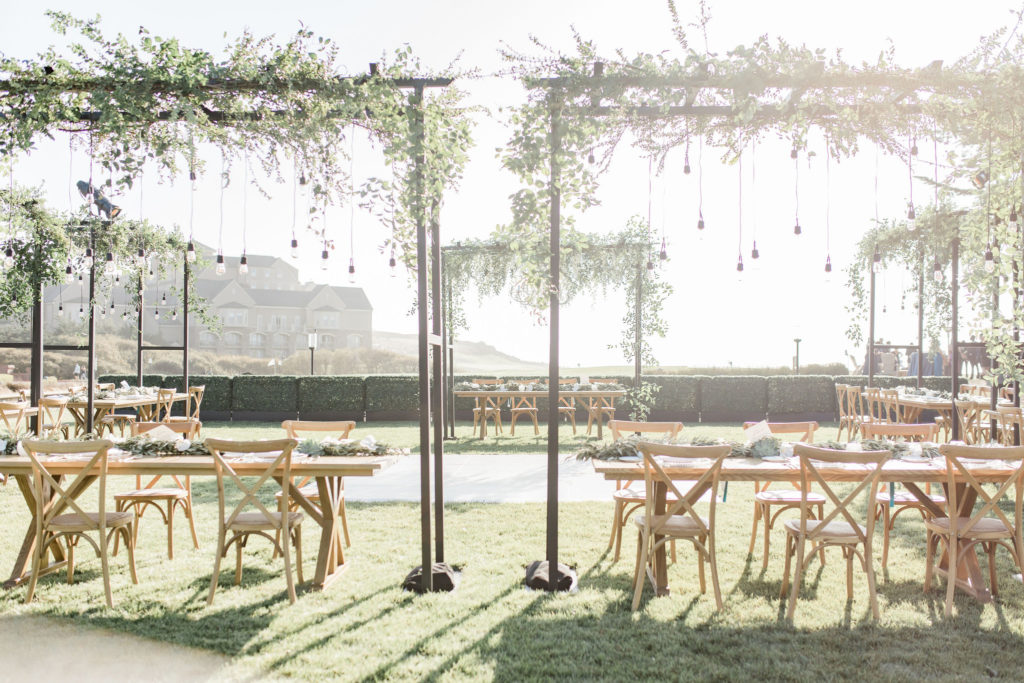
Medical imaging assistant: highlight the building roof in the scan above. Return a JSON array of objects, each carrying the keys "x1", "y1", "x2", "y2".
[
  {"x1": 327, "y1": 286, "x2": 371, "y2": 310},
  {"x1": 246, "y1": 288, "x2": 318, "y2": 307}
]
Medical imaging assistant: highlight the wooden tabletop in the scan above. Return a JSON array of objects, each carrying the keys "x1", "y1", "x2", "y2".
[
  {"x1": 592, "y1": 456, "x2": 1016, "y2": 484},
  {"x1": 64, "y1": 393, "x2": 189, "y2": 408},
  {"x1": 0, "y1": 453, "x2": 397, "y2": 477}
]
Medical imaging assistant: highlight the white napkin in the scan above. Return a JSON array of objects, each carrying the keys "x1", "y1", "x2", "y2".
[{"x1": 142, "y1": 425, "x2": 182, "y2": 441}]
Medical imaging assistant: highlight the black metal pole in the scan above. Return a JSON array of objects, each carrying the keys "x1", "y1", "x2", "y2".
[
  {"x1": 794, "y1": 338, "x2": 801, "y2": 374},
  {"x1": 430, "y1": 199, "x2": 445, "y2": 563},
  {"x1": 991, "y1": 277, "x2": 999, "y2": 441},
  {"x1": 951, "y1": 233, "x2": 960, "y2": 441},
  {"x1": 1015, "y1": 228, "x2": 1021, "y2": 446},
  {"x1": 634, "y1": 264, "x2": 642, "y2": 391},
  {"x1": 183, "y1": 254, "x2": 190, "y2": 391},
  {"x1": 136, "y1": 270, "x2": 144, "y2": 387},
  {"x1": 868, "y1": 263, "x2": 876, "y2": 386},
  {"x1": 86, "y1": 226, "x2": 96, "y2": 434},
  {"x1": 309, "y1": 346, "x2": 314, "y2": 375},
  {"x1": 545, "y1": 97, "x2": 562, "y2": 592},
  {"x1": 29, "y1": 280, "x2": 43, "y2": 431},
  {"x1": 412, "y1": 83, "x2": 433, "y2": 592},
  {"x1": 917, "y1": 249, "x2": 924, "y2": 389}
]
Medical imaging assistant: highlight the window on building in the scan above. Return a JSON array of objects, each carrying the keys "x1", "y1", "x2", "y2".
[
  {"x1": 272, "y1": 333, "x2": 289, "y2": 348},
  {"x1": 347, "y1": 333, "x2": 363, "y2": 349},
  {"x1": 249, "y1": 333, "x2": 265, "y2": 347},
  {"x1": 315, "y1": 313, "x2": 339, "y2": 329},
  {"x1": 199, "y1": 332, "x2": 218, "y2": 347},
  {"x1": 224, "y1": 332, "x2": 242, "y2": 346},
  {"x1": 320, "y1": 334, "x2": 335, "y2": 349},
  {"x1": 222, "y1": 308, "x2": 247, "y2": 326}
]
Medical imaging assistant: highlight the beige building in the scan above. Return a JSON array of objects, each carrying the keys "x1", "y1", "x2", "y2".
[{"x1": 43, "y1": 244, "x2": 372, "y2": 359}]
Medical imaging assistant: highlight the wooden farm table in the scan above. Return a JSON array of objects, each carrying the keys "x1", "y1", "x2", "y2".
[
  {"x1": 593, "y1": 456, "x2": 1018, "y2": 604},
  {"x1": 454, "y1": 390, "x2": 626, "y2": 439},
  {"x1": 64, "y1": 393, "x2": 189, "y2": 435},
  {"x1": 0, "y1": 453, "x2": 396, "y2": 592}
]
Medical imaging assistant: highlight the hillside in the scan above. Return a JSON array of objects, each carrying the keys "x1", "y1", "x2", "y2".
[{"x1": 373, "y1": 331, "x2": 548, "y2": 374}]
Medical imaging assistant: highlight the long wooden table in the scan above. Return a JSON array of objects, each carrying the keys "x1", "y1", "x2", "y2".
[
  {"x1": 593, "y1": 456, "x2": 1017, "y2": 604},
  {"x1": 0, "y1": 453, "x2": 396, "y2": 592},
  {"x1": 64, "y1": 393, "x2": 189, "y2": 434},
  {"x1": 455, "y1": 390, "x2": 626, "y2": 438}
]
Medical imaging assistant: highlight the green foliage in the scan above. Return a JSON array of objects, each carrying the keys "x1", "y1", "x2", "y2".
[
  {"x1": 645, "y1": 375, "x2": 702, "y2": 420},
  {"x1": 699, "y1": 376, "x2": 768, "y2": 421},
  {"x1": 173, "y1": 375, "x2": 232, "y2": 416},
  {"x1": 296, "y1": 376, "x2": 367, "y2": 420},
  {"x1": 230, "y1": 375, "x2": 299, "y2": 416},
  {"x1": 624, "y1": 381, "x2": 660, "y2": 421},
  {"x1": 766, "y1": 376, "x2": 837, "y2": 418}
]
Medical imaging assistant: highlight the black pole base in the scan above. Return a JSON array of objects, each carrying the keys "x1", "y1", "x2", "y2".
[
  {"x1": 402, "y1": 563, "x2": 458, "y2": 593},
  {"x1": 524, "y1": 560, "x2": 577, "y2": 592}
]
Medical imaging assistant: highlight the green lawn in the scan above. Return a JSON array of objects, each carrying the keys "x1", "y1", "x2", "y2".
[{"x1": 1, "y1": 420, "x2": 1022, "y2": 680}]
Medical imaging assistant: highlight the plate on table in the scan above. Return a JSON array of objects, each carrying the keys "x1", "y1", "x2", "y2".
[
  {"x1": 617, "y1": 455, "x2": 641, "y2": 462},
  {"x1": 760, "y1": 456, "x2": 791, "y2": 463},
  {"x1": 900, "y1": 455, "x2": 933, "y2": 464}
]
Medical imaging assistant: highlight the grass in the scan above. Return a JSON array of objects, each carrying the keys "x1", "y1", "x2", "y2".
[{"x1": 1, "y1": 421, "x2": 1023, "y2": 679}]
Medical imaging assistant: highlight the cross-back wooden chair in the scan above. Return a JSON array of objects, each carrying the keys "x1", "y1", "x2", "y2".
[
  {"x1": 861, "y1": 422, "x2": 944, "y2": 567},
  {"x1": 954, "y1": 398, "x2": 985, "y2": 445},
  {"x1": 471, "y1": 379, "x2": 503, "y2": 436},
  {"x1": 926, "y1": 444, "x2": 1024, "y2": 617},
  {"x1": 835, "y1": 384, "x2": 858, "y2": 441},
  {"x1": 508, "y1": 380, "x2": 540, "y2": 436},
  {"x1": 781, "y1": 444, "x2": 890, "y2": 620},
  {"x1": 585, "y1": 378, "x2": 618, "y2": 435},
  {"x1": 20, "y1": 438, "x2": 138, "y2": 607},
  {"x1": 995, "y1": 405, "x2": 1023, "y2": 446},
  {"x1": 152, "y1": 388, "x2": 177, "y2": 423},
  {"x1": 743, "y1": 421, "x2": 824, "y2": 571},
  {"x1": 37, "y1": 397, "x2": 70, "y2": 438},
  {"x1": 863, "y1": 387, "x2": 890, "y2": 425},
  {"x1": 279, "y1": 420, "x2": 356, "y2": 550},
  {"x1": 558, "y1": 378, "x2": 578, "y2": 434},
  {"x1": 605, "y1": 420, "x2": 685, "y2": 562},
  {"x1": 880, "y1": 389, "x2": 904, "y2": 424},
  {"x1": 0, "y1": 401, "x2": 28, "y2": 437},
  {"x1": 112, "y1": 420, "x2": 202, "y2": 559},
  {"x1": 167, "y1": 385, "x2": 205, "y2": 434},
  {"x1": 632, "y1": 442, "x2": 731, "y2": 611},
  {"x1": 205, "y1": 438, "x2": 303, "y2": 605}
]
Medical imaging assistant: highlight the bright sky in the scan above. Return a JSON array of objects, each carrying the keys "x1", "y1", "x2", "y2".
[{"x1": 2, "y1": 0, "x2": 1019, "y2": 368}]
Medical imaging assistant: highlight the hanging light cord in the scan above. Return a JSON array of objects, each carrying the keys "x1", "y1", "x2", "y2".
[
  {"x1": 737, "y1": 149, "x2": 743, "y2": 256},
  {"x1": 826, "y1": 138, "x2": 832, "y2": 254},
  {"x1": 874, "y1": 143, "x2": 880, "y2": 224},
  {"x1": 987, "y1": 133, "x2": 993, "y2": 245},
  {"x1": 908, "y1": 134, "x2": 914, "y2": 209},
  {"x1": 242, "y1": 150, "x2": 248, "y2": 255},
  {"x1": 292, "y1": 161, "x2": 298, "y2": 239},
  {"x1": 794, "y1": 145, "x2": 799, "y2": 221},
  {"x1": 751, "y1": 139, "x2": 757, "y2": 242},
  {"x1": 698, "y1": 136, "x2": 704, "y2": 215},
  {"x1": 349, "y1": 125, "x2": 356, "y2": 258},
  {"x1": 68, "y1": 136, "x2": 74, "y2": 213},
  {"x1": 218, "y1": 153, "x2": 225, "y2": 253},
  {"x1": 647, "y1": 157, "x2": 652, "y2": 232}
]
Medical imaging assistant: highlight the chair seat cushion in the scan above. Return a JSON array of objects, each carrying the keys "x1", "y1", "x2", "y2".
[
  {"x1": 50, "y1": 510, "x2": 134, "y2": 531},
  {"x1": 784, "y1": 519, "x2": 865, "y2": 541},
  {"x1": 755, "y1": 490, "x2": 826, "y2": 504},
  {"x1": 926, "y1": 516, "x2": 1009, "y2": 536},
  {"x1": 116, "y1": 487, "x2": 188, "y2": 500},
  {"x1": 633, "y1": 514, "x2": 708, "y2": 537},
  {"x1": 228, "y1": 511, "x2": 304, "y2": 531},
  {"x1": 874, "y1": 491, "x2": 945, "y2": 505}
]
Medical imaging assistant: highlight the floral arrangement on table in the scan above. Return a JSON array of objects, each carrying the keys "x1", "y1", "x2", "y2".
[
  {"x1": 0, "y1": 433, "x2": 17, "y2": 455},
  {"x1": 295, "y1": 436, "x2": 409, "y2": 457},
  {"x1": 454, "y1": 381, "x2": 627, "y2": 392},
  {"x1": 899, "y1": 386, "x2": 953, "y2": 400},
  {"x1": 69, "y1": 385, "x2": 161, "y2": 401},
  {"x1": 116, "y1": 435, "x2": 210, "y2": 457},
  {"x1": 577, "y1": 436, "x2": 941, "y2": 461}
]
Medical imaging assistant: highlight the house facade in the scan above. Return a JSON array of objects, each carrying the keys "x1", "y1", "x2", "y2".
[{"x1": 42, "y1": 244, "x2": 372, "y2": 359}]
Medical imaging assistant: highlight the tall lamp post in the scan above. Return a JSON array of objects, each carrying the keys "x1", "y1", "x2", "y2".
[
  {"x1": 307, "y1": 331, "x2": 318, "y2": 376},
  {"x1": 793, "y1": 338, "x2": 802, "y2": 374}
]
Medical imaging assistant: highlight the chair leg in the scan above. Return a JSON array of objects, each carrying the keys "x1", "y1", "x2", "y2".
[
  {"x1": 879, "y1": 503, "x2": 892, "y2": 568},
  {"x1": 780, "y1": 534, "x2": 793, "y2": 599},
  {"x1": 631, "y1": 529, "x2": 649, "y2": 611},
  {"x1": 987, "y1": 543, "x2": 999, "y2": 597},
  {"x1": 761, "y1": 504, "x2": 772, "y2": 570},
  {"x1": 697, "y1": 536, "x2": 707, "y2": 594},
  {"x1": 864, "y1": 541, "x2": 880, "y2": 620},
  {"x1": 167, "y1": 500, "x2": 175, "y2": 560},
  {"x1": 786, "y1": 537, "x2": 806, "y2": 620},
  {"x1": 923, "y1": 531, "x2": 936, "y2": 592},
  {"x1": 100, "y1": 531, "x2": 113, "y2": 608},
  {"x1": 816, "y1": 505, "x2": 826, "y2": 566},
  {"x1": 185, "y1": 497, "x2": 200, "y2": 550},
  {"x1": 207, "y1": 527, "x2": 226, "y2": 605},
  {"x1": 283, "y1": 524, "x2": 297, "y2": 605},
  {"x1": 24, "y1": 537, "x2": 45, "y2": 604},
  {"x1": 708, "y1": 532, "x2": 723, "y2": 610},
  {"x1": 509, "y1": 413, "x2": 517, "y2": 436},
  {"x1": 234, "y1": 537, "x2": 244, "y2": 586},
  {"x1": 747, "y1": 497, "x2": 761, "y2": 556},
  {"x1": 607, "y1": 499, "x2": 624, "y2": 559},
  {"x1": 339, "y1": 498, "x2": 351, "y2": 548},
  {"x1": 294, "y1": 526, "x2": 304, "y2": 585},
  {"x1": 122, "y1": 527, "x2": 139, "y2": 584},
  {"x1": 66, "y1": 537, "x2": 76, "y2": 584},
  {"x1": 531, "y1": 412, "x2": 539, "y2": 435},
  {"x1": 845, "y1": 546, "x2": 854, "y2": 600},
  {"x1": 568, "y1": 412, "x2": 576, "y2": 435},
  {"x1": 944, "y1": 538, "x2": 958, "y2": 617}
]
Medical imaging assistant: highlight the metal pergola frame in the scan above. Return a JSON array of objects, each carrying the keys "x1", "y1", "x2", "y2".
[{"x1": 526, "y1": 63, "x2": 971, "y2": 591}]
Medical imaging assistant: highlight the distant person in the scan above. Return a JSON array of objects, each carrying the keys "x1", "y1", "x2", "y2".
[{"x1": 73, "y1": 363, "x2": 81, "y2": 380}]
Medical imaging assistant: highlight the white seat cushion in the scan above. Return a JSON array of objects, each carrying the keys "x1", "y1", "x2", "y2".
[
  {"x1": 633, "y1": 514, "x2": 708, "y2": 537},
  {"x1": 227, "y1": 511, "x2": 304, "y2": 531},
  {"x1": 927, "y1": 516, "x2": 1009, "y2": 536}
]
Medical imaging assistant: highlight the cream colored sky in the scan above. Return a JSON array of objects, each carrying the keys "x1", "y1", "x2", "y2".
[{"x1": 2, "y1": 0, "x2": 1019, "y2": 367}]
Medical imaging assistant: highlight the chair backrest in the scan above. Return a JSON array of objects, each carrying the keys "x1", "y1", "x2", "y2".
[
  {"x1": 472, "y1": 379, "x2": 502, "y2": 386},
  {"x1": 155, "y1": 388, "x2": 176, "y2": 422},
  {"x1": 880, "y1": 389, "x2": 903, "y2": 423},
  {"x1": 609, "y1": 420, "x2": 683, "y2": 441},
  {"x1": 938, "y1": 444, "x2": 1024, "y2": 539},
  {"x1": 954, "y1": 399, "x2": 983, "y2": 442},
  {"x1": 187, "y1": 385, "x2": 206, "y2": 420},
  {"x1": 743, "y1": 421, "x2": 818, "y2": 443},
  {"x1": 96, "y1": 383, "x2": 115, "y2": 391},
  {"x1": 834, "y1": 384, "x2": 851, "y2": 420},
  {"x1": 792, "y1": 444, "x2": 890, "y2": 545},
  {"x1": 205, "y1": 438, "x2": 299, "y2": 531},
  {"x1": 131, "y1": 419, "x2": 202, "y2": 439},
  {"x1": 636, "y1": 441, "x2": 730, "y2": 535},
  {"x1": 996, "y1": 405, "x2": 1024, "y2": 444},
  {"x1": 281, "y1": 420, "x2": 355, "y2": 440},
  {"x1": 863, "y1": 387, "x2": 888, "y2": 423},
  {"x1": 37, "y1": 397, "x2": 68, "y2": 437},
  {"x1": 860, "y1": 422, "x2": 938, "y2": 442},
  {"x1": 20, "y1": 439, "x2": 115, "y2": 532},
  {"x1": 0, "y1": 401, "x2": 27, "y2": 436}
]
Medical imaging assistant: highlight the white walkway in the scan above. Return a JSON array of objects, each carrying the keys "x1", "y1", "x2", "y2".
[{"x1": 346, "y1": 453, "x2": 617, "y2": 503}]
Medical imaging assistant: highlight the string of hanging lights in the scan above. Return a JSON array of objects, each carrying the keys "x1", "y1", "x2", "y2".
[
  {"x1": 348, "y1": 124, "x2": 356, "y2": 283},
  {"x1": 985, "y1": 134, "x2": 996, "y2": 273},
  {"x1": 215, "y1": 152, "x2": 226, "y2": 276},
  {"x1": 388, "y1": 162, "x2": 398, "y2": 276},
  {"x1": 825, "y1": 137, "x2": 833, "y2": 276},
  {"x1": 239, "y1": 150, "x2": 249, "y2": 275},
  {"x1": 186, "y1": 137, "x2": 197, "y2": 264},
  {"x1": 907, "y1": 134, "x2": 917, "y2": 231},
  {"x1": 750, "y1": 140, "x2": 759, "y2": 261},
  {"x1": 793, "y1": 139, "x2": 802, "y2": 236},
  {"x1": 736, "y1": 149, "x2": 744, "y2": 273},
  {"x1": 697, "y1": 135, "x2": 705, "y2": 233}
]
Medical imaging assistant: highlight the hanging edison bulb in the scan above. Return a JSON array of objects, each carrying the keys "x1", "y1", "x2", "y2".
[
  {"x1": 136, "y1": 247, "x2": 146, "y2": 268},
  {"x1": 239, "y1": 253, "x2": 249, "y2": 275},
  {"x1": 321, "y1": 249, "x2": 329, "y2": 271},
  {"x1": 57, "y1": 303, "x2": 64, "y2": 317},
  {"x1": 100, "y1": 303, "x2": 106, "y2": 318},
  {"x1": 683, "y1": 151, "x2": 691, "y2": 175},
  {"x1": 215, "y1": 252, "x2": 225, "y2": 276},
  {"x1": 697, "y1": 211, "x2": 705, "y2": 231},
  {"x1": 933, "y1": 258, "x2": 942, "y2": 282},
  {"x1": 1011, "y1": 207, "x2": 1020, "y2": 232},
  {"x1": 64, "y1": 263, "x2": 73, "y2": 284},
  {"x1": 84, "y1": 247, "x2": 93, "y2": 268},
  {"x1": 984, "y1": 246, "x2": 996, "y2": 273},
  {"x1": 646, "y1": 259, "x2": 655, "y2": 271},
  {"x1": 825, "y1": 255, "x2": 832, "y2": 275},
  {"x1": 751, "y1": 241, "x2": 760, "y2": 260},
  {"x1": 171, "y1": 309, "x2": 178, "y2": 321},
  {"x1": 154, "y1": 308, "x2": 160, "y2": 320},
  {"x1": 3, "y1": 244, "x2": 14, "y2": 269},
  {"x1": 659, "y1": 238, "x2": 667, "y2": 260},
  {"x1": 161, "y1": 292, "x2": 167, "y2": 306},
  {"x1": 290, "y1": 238, "x2": 299, "y2": 259},
  {"x1": 587, "y1": 149, "x2": 595, "y2": 165},
  {"x1": 186, "y1": 240, "x2": 196, "y2": 263},
  {"x1": 907, "y1": 205, "x2": 916, "y2": 231},
  {"x1": 109, "y1": 300, "x2": 115, "y2": 314},
  {"x1": 794, "y1": 220, "x2": 802, "y2": 236},
  {"x1": 736, "y1": 255, "x2": 744, "y2": 273},
  {"x1": 389, "y1": 248, "x2": 397, "y2": 277},
  {"x1": 790, "y1": 145, "x2": 798, "y2": 160},
  {"x1": 348, "y1": 256, "x2": 356, "y2": 282},
  {"x1": 104, "y1": 251, "x2": 115, "y2": 273},
  {"x1": 872, "y1": 246, "x2": 882, "y2": 273}
]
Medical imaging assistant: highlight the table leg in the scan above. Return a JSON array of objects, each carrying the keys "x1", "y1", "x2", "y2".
[
  {"x1": 652, "y1": 481, "x2": 668, "y2": 596},
  {"x1": 66, "y1": 406, "x2": 87, "y2": 436},
  {"x1": 4, "y1": 474, "x2": 75, "y2": 589},
  {"x1": 287, "y1": 476, "x2": 348, "y2": 591}
]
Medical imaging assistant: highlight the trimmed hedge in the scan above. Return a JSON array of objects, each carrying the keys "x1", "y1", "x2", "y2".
[
  {"x1": 767, "y1": 375, "x2": 836, "y2": 420},
  {"x1": 365, "y1": 375, "x2": 420, "y2": 418},
  {"x1": 164, "y1": 375, "x2": 233, "y2": 419},
  {"x1": 699, "y1": 376, "x2": 767, "y2": 421},
  {"x1": 297, "y1": 376, "x2": 367, "y2": 420},
  {"x1": 231, "y1": 375, "x2": 300, "y2": 420},
  {"x1": 647, "y1": 375, "x2": 702, "y2": 421}
]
